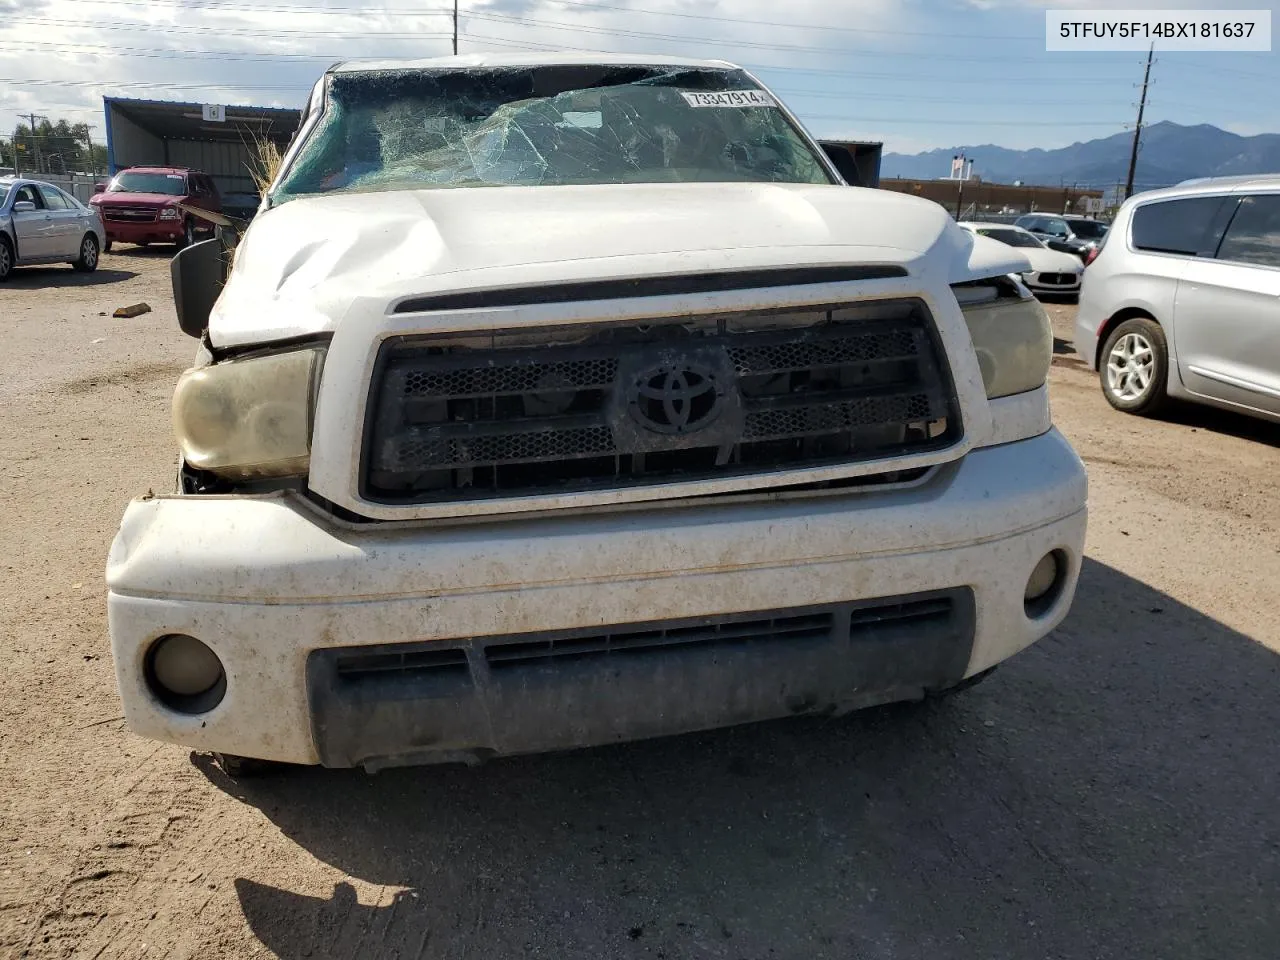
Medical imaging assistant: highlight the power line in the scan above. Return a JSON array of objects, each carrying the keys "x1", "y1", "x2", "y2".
[
  {"x1": 59, "y1": 0, "x2": 449, "y2": 14},
  {"x1": 456, "y1": 31, "x2": 1133, "y2": 83},
  {"x1": 0, "y1": 75, "x2": 1134, "y2": 113},
  {"x1": 59, "y1": 0, "x2": 445, "y2": 12},
  {"x1": 1173, "y1": 60, "x2": 1278, "y2": 83},
  {"x1": 0, "y1": 33, "x2": 1138, "y2": 86},
  {"x1": 0, "y1": 78, "x2": 314, "y2": 91},
  {"x1": 0, "y1": 39, "x2": 339, "y2": 63},
  {"x1": 543, "y1": 0, "x2": 1043, "y2": 41},
  {"x1": 464, "y1": 10, "x2": 1108, "y2": 63},
  {"x1": 6, "y1": 15, "x2": 451, "y2": 39},
  {"x1": 8, "y1": 9, "x2": 1116, "y2": 64},
  {"x1": 51, "y1": 0, "x2": 1039, "y2": 41},
  {"x1": 0, "y1": 75, "x2": 1131, "y2": 125}
]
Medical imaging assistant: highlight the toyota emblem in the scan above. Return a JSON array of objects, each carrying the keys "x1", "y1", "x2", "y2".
[{"x1": 627, "y1": 363, "x2": 724, "y2": 435}]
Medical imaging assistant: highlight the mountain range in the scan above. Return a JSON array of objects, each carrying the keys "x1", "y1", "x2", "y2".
[{"x1": 879, "y1": 121, "x2": 1280, "y2": 191}]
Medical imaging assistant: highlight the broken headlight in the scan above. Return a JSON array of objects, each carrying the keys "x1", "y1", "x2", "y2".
[
  {"x1": 954, "y1": 279, "x2": 1052, "y2": 399},
  {"x1": 173, "y1": 346, "x2": 325, "y2": 479}
]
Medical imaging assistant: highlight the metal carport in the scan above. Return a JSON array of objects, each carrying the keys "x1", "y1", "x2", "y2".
[{"x1": 102, "y1": 97, "x2": 301, "y2": 199}]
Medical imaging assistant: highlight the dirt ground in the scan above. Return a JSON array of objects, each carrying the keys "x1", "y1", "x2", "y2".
[{"x1": 1, "y1": 253, "x2": 1277, "y2": 959}]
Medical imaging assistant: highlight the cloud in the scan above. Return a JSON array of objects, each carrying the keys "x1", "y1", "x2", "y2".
[
  {"x1": 962, "y1": 0, "x2": 1235, "y2": 8},
  {"x1": 0, "y1": 0, "x2": 912, "y2": 133}
]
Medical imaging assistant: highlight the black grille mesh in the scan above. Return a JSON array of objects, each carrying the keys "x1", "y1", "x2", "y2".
[
  {"x1": 363, "y1": 299, "x2": 959, "y2": 504},
  {"x1": 401, "y1": 358, "x2": 619, "y2": 398},
  {"x1": 391, "y1": 426, "x2": 616, "y2": 470},
  {"x1": 726, "y1": 328, "x2": 917, "y2": 375},
  {"x1": 743, "y1": 393, "x2": 938, "y2": 441}
]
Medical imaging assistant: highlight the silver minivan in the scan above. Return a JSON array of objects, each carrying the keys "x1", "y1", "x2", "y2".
[{"x1": 1075, "y1": 174, "x2": 1280, "y2": 423}]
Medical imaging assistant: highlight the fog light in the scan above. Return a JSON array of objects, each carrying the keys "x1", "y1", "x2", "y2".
[
  {"x1": 1024, "y1": 551, "x2": 1066, "y2": 617},
  {"x1": 146, "y1": 634, "x2": 226, "y2": 713}
]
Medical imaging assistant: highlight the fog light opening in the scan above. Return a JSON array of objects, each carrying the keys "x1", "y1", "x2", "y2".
[
  {"x1": 1024, "y1": 550, "x2": 1067, "y2": 619},
  {"x1": 145, "y1": 634, "x2": 227, "y2": 714}
]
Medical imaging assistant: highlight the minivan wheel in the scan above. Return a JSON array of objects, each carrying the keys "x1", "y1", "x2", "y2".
[{"x1": 1100, "y1": 317, "x2": 1169, "y2": 415}]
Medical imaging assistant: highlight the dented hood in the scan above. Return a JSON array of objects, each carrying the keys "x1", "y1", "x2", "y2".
[{"x1": 209, "y1": 182, "x2": 1029, "y2": 348}]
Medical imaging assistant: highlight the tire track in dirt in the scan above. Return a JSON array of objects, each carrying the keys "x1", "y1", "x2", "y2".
[{"x1": 18, "y1": 751, "x2": 214, "y2": 959}]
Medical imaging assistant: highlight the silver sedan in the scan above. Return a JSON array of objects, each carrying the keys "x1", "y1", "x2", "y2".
[{"x1": 0, "y1": 177, "x2": 105, "y2": 280}]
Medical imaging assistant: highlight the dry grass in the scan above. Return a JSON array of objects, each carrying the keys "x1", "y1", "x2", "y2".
[{"x1": 247, "y1": 132, "x2": 283, "y2": 195}]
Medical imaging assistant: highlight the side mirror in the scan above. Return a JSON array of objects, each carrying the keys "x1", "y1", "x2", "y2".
[
  {"x1": 94, "y1": 183, "x2": 107, "y2": 194},
  {"x1": 170, "y1": 238, "x2": 226, "y2": 339},
  {"x1": 12, "y1": 200, "x2": 35, "y2": 213}
]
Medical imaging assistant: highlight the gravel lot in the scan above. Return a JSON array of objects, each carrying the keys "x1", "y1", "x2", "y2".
[{"x1": 1, "y1": 252, "x2": 1277, "y2": 959}]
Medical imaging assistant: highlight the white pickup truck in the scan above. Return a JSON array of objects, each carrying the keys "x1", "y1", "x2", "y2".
[{"x1": 107, "y1": 54, "x2": 1086, "y2": 772}]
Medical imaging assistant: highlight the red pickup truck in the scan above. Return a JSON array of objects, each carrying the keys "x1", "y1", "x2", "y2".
[{"x1": 90, "y1": 167, "x2": 221, "y2": 250}]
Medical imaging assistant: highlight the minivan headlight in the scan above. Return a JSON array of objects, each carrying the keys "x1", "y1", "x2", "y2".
[
  {"x1": 173, "y1": 346, "x2": 325, "y2": 479},
  {"x1": 954, "y1": 281, "x2": 1052, "y2": 399}
]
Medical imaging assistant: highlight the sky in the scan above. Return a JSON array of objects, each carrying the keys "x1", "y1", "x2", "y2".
[{"x1": 2, "y1": 0, "x2": 1278, "y2": 169}]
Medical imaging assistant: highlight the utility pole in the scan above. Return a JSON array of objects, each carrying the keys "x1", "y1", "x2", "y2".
[
  {"x1": 952, "y1": 152, "x2": 967, "y2": 219},
  {"x1": 1124, "y1": 44, "x2": 1153, "y2": 200},
  {"x1": 83, "y1": 124, "x2": 99, "y2": 177},
  {"x1": 452, "y1": 0, "x2": 458, "y2": 55},
  {"x1": 23, "y1": 112, "x2": 48, "y2": 176}
]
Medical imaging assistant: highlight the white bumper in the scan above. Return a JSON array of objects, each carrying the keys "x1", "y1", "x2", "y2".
[
  {"x1": 1023, "y1": 270, "x2": 1082, "y2": 293},
  {"x1": 108, "y1": 429, "x2": 1087, "y2": 766}
]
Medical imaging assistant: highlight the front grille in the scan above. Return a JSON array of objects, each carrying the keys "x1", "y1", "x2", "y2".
[
  {"x1": 333, "y1": 645, "x2": 469, "y2": 680},
  {"x1": 102, "y1": 206, "x2": 158, "y2": 222},
  {"x1": 324, "y1": 591, "x2": 965, "y2": 681},
  {"x1": 485, "y1": 610, "x2": 836, "y2": 668},
  {"x1": 363, "y1": 298, "x2": 959, "y2": 504},
  {"x1": 1037, "y1": 272, "x2": 1077, "y2": 285}
]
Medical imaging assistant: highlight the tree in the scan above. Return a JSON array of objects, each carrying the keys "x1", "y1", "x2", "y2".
[{"x1": 11, "y1": 118, "x2": 101, "y2": 176}]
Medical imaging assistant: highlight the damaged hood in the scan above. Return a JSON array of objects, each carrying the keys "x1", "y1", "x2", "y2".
[{"x1": 209, "y1": 182, "x2": 1029, "y2": 348}]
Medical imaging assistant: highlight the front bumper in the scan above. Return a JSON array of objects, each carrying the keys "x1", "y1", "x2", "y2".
[
  {"x1": 107, "y1": 429, "x2": 1087, "y2": 767},
  {"x1": 100, "y1": 218, "x2": 181, "y2": 244},
  {"x1": 1023, "y1": 272, "x2": 1082, "y2": 294}
]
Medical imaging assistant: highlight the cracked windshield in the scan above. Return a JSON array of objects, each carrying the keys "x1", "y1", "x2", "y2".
[{"x1": 274, "y1": 65, "x2": 832, "y2": 200}]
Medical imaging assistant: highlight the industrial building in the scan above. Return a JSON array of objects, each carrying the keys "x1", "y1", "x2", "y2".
[{"x1": 880, "y1": 176, "x2": 1105, "y2": 218}]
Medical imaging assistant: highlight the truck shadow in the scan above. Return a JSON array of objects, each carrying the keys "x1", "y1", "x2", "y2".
[{"x1": 203, "y1": 557, "x2": 1280, "y2": 959}]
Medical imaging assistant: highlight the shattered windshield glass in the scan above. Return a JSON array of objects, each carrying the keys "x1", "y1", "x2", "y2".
[{"x1": 273, "y1": 64, "x2": 833, "y2": 201}]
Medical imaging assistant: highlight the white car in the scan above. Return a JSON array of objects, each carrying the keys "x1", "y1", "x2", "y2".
[
  {"x1": 106, "y1": 54, "x2": 1087, "y2": 773},
  {"x1": 0, "y1": 177, "x2": 104, "y2": 280},
  {"x1": 959, "y1": 222, "x2": 1084, "y2": 297}
]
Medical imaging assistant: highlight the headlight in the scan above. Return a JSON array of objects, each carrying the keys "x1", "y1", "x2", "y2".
[
  {"x1": 173, "y1": 346, "x2": 325, "y2": 479},
  {"x1": 159, "y1": 207, "x2": 181, "y2": 221},
  {"x1": 954, "y1": 281, "x2": 1052, "y2": 399}
]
